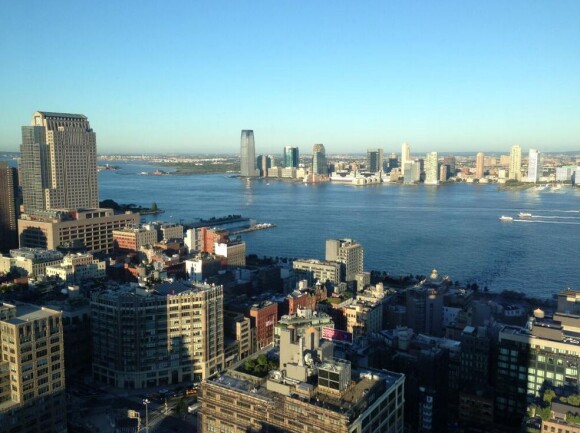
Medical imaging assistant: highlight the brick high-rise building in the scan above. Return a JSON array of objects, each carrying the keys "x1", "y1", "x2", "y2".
[
  {"x1": 249, "y1": 301, "x2": 278, "y2": 350},
  {"x1": 0, "y1": 162, "x2": 19, "y2": 253},
  {"x1": 0, "y1": 303, "x2": 66, "y2": 433}
]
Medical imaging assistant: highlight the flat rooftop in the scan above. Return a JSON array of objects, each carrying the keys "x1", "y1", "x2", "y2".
[
  {"x1": 208, "y1": 368, "x2": 403, "y2": 418},
  {"x1": 3, "y1": 304, "x2": 59, "y2": 325}
]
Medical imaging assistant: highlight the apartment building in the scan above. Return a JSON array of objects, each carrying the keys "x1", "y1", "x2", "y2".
[
  {"x1": 91, "y1": 281, "x2": 224, "y2": 388},
  {"x1": 0, "y1": 303, "x2": 66, "y2": 433}
]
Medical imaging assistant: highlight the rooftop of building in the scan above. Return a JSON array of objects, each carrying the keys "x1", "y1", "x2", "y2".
[
  {"x1": 293, "y1": 258, "x2": 339, "y2": 266},
  {"x1": 36, "y1": 111, "x2": 87, "y2": 120},
  {"x1": 93, "y1": 280, "x2": 222, "y2": 300},
  {"x1": 9, "y1": 248, "x2": 64, "y2": 260},
  {"x1": 277, "y1": 310, "x2": 332, "y2": 325},
  {"x1": 2, "y1": 303, "x2": 60, "y2": 325},
  {"x1": 208, "y1": 366, "x2": 403, "y2": 419},
  {"x1": 20, "y1": 208, "x2": 127, "y2": 222}
]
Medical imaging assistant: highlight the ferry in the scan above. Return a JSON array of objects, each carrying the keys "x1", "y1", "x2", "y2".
[
  {"x1": 499, "y1": 216, "x2": 514, "y2": 222},
  {"x1": 518, "y1": 212, "x2": 532, "y2": 219}
]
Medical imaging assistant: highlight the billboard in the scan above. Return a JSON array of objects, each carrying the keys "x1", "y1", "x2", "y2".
[{"x1": 322, "y1": 327, "x2": 353, "y2": 344}]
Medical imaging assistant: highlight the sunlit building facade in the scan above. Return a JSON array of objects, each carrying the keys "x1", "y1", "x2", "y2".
[{"x1": 240, "y1": 130, "x2": 258, "y2": 177}]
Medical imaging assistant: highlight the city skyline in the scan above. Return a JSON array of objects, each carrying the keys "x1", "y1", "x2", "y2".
[{"x1": 0, "y1": 2, "x2": 579, "y2": 154}]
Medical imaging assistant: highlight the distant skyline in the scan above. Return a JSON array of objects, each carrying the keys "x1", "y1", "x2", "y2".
[{"x1": 1, "y1": 1, "x2": 579, "y2": 153}]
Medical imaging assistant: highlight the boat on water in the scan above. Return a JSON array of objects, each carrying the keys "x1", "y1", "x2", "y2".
[
  {"x1": 518, "y1": 212, "x2": 532, "y2": 218},
  {"x1": 499, "y1": 216, "x2": 514, "y2": 222}
]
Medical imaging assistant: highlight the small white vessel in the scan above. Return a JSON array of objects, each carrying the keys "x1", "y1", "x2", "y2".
[
  {"x1": 518, "y1": 212, "x2": 532, "y2": 218},
  {"x1": 499, "y1": 216, "x2": 514, "y2": 222}
]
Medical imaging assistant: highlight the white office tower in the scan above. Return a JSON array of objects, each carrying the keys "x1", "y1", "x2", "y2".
[
  {"x1": 509, "y1": 144, "x2": 522, "y2": 181},
  {"x1": 424, "y1": 152, "x2": 439, "y2": 185},
  {"x1": 401, "y1": 142, "x2": 411, "y2": 169},
  {"x1": 240, "y1": 130, "x2": 258, "y2": 177},
  {"x1": 527, "y1": 149, "x2": 541, "y2": 183}
]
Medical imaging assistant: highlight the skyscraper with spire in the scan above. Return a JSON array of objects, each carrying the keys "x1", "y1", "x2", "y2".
[
  {"x1": 240, "y1": 130, "x2": 258, "y2": 177},
  {"x1": 20, "y1": 111, "x2": 98, "y2": 213}
]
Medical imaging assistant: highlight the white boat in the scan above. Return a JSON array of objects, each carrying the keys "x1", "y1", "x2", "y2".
[
  {"x1": 518, "y1": 212, "x2": 532, "y2": 218},
  {"x1": 499, "y1": 216, "x2": 514, "y2": 222}
]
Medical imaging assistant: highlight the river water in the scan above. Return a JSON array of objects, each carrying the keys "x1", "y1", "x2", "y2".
[{"x1": 97, "y1": 162, "x2": 580, "y2": 299}]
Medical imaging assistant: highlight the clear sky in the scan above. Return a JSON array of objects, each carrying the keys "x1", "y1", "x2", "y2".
[{"x1": 1, "y1": 1, "x2": 579, "y2": 154}]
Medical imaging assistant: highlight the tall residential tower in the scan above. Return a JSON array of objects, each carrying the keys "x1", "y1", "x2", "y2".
[
  {"x1": 401, "y1": 142, "x2": 411, "y2": 169},
  {"x1": 20, "y1": 112, "x2": 98, "y2": 213},
  {"x1": 424, "y1": 152, "x2": 439, "y2": 185},
  {"x1": 527, "y1": 149, "x2": 541, "y2": 182},
  {"x1": 509, "y1": 145, "x2": 522, "y2": 181},
  {"x1": 0, "y1": 162, "x2": 19, "y2": 252},
  {"x1": 240, "y1": 130, "x2": 258, "y2": 177},
  {"x1": 475, "y1": 152, "x2": 485, "y2": 178}
]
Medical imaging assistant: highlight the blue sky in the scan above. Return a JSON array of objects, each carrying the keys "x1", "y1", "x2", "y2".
[{"x1": 1, "y1": 1, "x2": 579, "y2": 154}]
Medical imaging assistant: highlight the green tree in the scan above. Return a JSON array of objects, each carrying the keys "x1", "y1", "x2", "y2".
[
  {"x1": 151, "y1": 202, "x2": 158, "y2": 212},
  {"x1": 543, "y1": 389, "x2": 556, "y2": 404}
]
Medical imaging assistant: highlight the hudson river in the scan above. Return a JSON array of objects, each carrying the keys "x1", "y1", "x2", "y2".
[{"x1": 97, "y1": 162, "x2": 580, "y2": 299}]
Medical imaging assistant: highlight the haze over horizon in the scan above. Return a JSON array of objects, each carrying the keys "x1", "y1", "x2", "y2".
[{"x1": 1, "y1": 1, "x2": 579, "y2": 154}]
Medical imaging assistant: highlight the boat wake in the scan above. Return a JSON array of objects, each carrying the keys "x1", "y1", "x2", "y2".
[{"x1": 514, "y1": 219, "x2": 580, "y2": 225}]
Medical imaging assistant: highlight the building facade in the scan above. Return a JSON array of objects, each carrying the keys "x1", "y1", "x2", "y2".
[
  {"x1": 527, "y1": 148, "x2": 541, "y2": 182},
  {"x1": 91, "y1": 282, "x2": 224, "y2": 388},
  {"x1": 0, "y1": 303, "x2": 66, "y2": 433},
  {"x1": 326, "y1": 239, "x2": 364, "y2": 282},
  {"x1": 293, "y1": 259, "x2": 342, "y2": 285},
  {"x1": 0, "y1": 162, "x2": 19, "y2": 253},
  {"x1": 240, "y1": 130, "x2": 258, "y2": 177},
  {"x1": 0, "y1": 248, "x2": 64, "y2": 278},
  {"x1": 366, "y1": 148, "x2": 384, "y2": 173},
  {"x1": 20, "y1": 111, "x2": 98, "y2": 213},
  {"x1": 312, "y1": 143, "x2": 328, "y2": 175},
  {"x1": 249, "y1": 301, "x2": 278, "y2": 350},
  {"x1": 476, "y1": 152, "x2": 485, "y2": 178},
  {"x1": 424, "y1": 152, "x2": 439, "y2": 185},
  {"x1": 284, "y1": 146, "x2": 299, "y2": 168},
  {"x1": 18, "y1": 208, "x2": 139, "y2": 253},
  {"x1": 509, "y1": 145, "x2": 522, "y2": 181},
  {"x1": 113, "y1": 226, "x2": 158, "y2": 251},
  {"x1": 401, "y1": 142, "x2": 411, "y2": 169}
]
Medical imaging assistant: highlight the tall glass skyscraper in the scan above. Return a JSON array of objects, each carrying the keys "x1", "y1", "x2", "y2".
[
  {"x1": 312, "y1": 143, "x2": 327, "y2": 175},
  {"x1": 240, "y1": 130, "x2": 258, "y2": 177},
  {"x1": 366, "y1": 148, "x2": 384, "y2": 173},
  {"x1": 284, "y1": 146, "x2": 299, "y2": 168},
  {"x1": 20, "y1": 111, "x2": 98, "y2": 213}
]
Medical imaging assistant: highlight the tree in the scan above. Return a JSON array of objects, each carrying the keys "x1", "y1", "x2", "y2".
[
  {"x1": 151, "y1": 202, "x2": 158, "y2": 212},
  {"x1": 543, "y1": 389, "x2": 556, "y2": 404}
]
